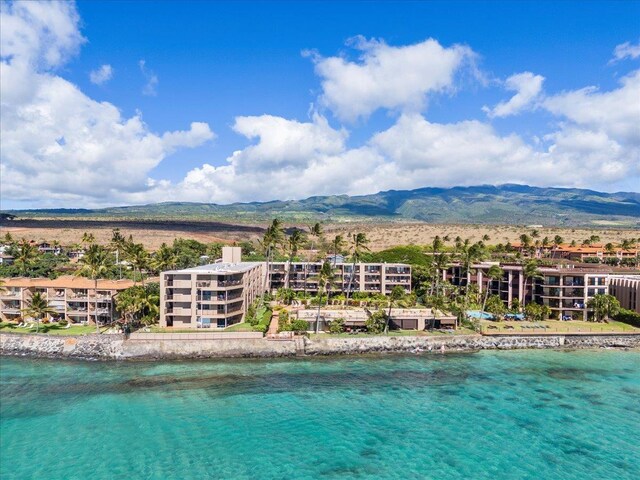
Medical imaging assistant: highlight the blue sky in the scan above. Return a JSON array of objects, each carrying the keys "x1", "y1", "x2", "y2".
[{"x1": 1, "y1": 1, "x2": 639, "y2": 208}]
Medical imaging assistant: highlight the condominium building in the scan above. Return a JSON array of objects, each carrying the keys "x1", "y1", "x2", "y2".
[
  {"x1": 158, "y1": 247, "x2": 411, "y2": 330},
  {"x1": 159, "y1": 260, "x2": 264, "y2": 329},
  {"x1": 0, "y1": 276, "x2": 136, "y2": 324},
  {"x1": 608, "y1": 275, "x2": 640, "y2": 313},
  {"x1": 269, "y1": 262, "x2": 412, "y2": 295},
  {"x1": 447, "y1": 262, "x2": 640, "y2": 320}
]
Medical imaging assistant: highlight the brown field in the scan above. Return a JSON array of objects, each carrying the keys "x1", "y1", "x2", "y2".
[{"x1": 2, "y1": 218, "x2": 638, "y2": 252}]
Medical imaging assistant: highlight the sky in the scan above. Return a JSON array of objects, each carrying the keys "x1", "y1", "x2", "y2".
[{"x1": 1, "y1": 0, "x2": 639, "y2": 209}]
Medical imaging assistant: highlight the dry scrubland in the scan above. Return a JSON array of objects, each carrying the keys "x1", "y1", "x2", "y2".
[{"x1": 2, "y1": 219, "x2": 638, "y2": 251}]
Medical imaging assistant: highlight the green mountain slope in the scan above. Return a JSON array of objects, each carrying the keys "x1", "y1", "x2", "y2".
[{"x1": 4, "y1": 184, "x2": 640, "y2": 226}]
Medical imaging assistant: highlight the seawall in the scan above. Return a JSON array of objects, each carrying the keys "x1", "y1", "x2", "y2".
[{"x1": 1, "y1": 332, "x2": 639, "y2": 361}]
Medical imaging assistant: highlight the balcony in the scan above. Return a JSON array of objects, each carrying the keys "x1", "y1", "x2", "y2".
[
  {"x1": 168, "y1": 279, "x2": 192, "y2": 289},
  {"x1": 166, "y1": 293, "x2": 192, "y2": 302},
  {"x1": 0, "y1": 291, "x2": 20, "y2": 299},
  {"x1": 166, "y1": 307, "x2": 192, "y2": 316}
]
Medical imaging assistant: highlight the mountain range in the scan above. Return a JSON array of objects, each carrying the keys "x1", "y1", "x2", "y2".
[{"x1": 4, "y1": 185, "x2": 640, "y2": 226}]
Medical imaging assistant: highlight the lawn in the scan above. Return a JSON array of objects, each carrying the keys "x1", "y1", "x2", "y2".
[
  {"x1": 0, "y1": 322, "x2": 97, "y2": 335},
  {"x1": 224, "y1": 322, "x2": 255, "y2": 332},
  {"x1": 479, "y1": 319, "x2": 639, "y2": 334},
  {"x1": 309, "y1": 328, "x2": 476, "y2": 339}
]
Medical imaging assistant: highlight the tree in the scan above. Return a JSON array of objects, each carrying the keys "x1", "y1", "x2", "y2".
[
  {"x1": 385, "y1": 285, "x2": 406, "y2": 334},
  {"x1": 365, "y1": 310, "x2": 386, "y2": 334},
  {"x1": 485, "y1": 295, "x2": 506, "y2": 319},
  {"x1": 75, "y1": 244, "x2": 111, "y2": 333},
  {"x1": 81, "y1": 232, "x2": 95, "y2": 246},
  {"x1": 21, "y1": 292, "x2": 56, "y2": 333},
  {"x1": 115, "y1": 283, "x2": 160, "y2": 327},
  {"x1": 328, "y1": 317, "x2": 345, "y2": 334},
  {"x1": 14, "y1": 239, "x2": 38, "y2": 276},
  {"x1": 125, "y1": 242, "x2": 150, "y2": 285},
  {"x1": 331, "y1": 234, "x2": 347, "y2": 265},
  {"x1": 150, "y1": 243, "x2": 178, "y2": 273},
  {"x1": 345, "y1": 233, "x2": 370, "y2": 298},
  {"x1": 262, "y1": 219, "x2": 286, "y2": 293},
  {"x1": 286, "y1": 229, "x2": 307, "y2": 288},
  {"x1": 587, "y1": 294, "x2": 621, "y2": 322},
  {"x1": 524, "y1": 303, "x2": 551, "y2": 322},
  {"x1": 308, "y1": 222, "x2": 323, "y2": 253},
  {"x1": 481, "y1": 265, "x2": 503, "y2": 314},
  {"x1": 314, "y1": 261, "x2": 334, "y2": 333},
  {"x1": 276, "y1": 288, "x2": 295, "y2": 305},
  {"x1": 522, "y1": 260, "x2": 542, "y2": 308}
]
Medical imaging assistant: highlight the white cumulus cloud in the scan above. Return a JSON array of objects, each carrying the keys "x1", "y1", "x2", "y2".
[
  {"x1": 308, "y1": 36, "x2": 476, "y2": 122},
  {"x1": 89, "y1": 64, "x2": 113, "y2": 85},
  {"x1": 139, "y1": 59, "x2": 158, "y2": 96},
  {"x1": 0, "y1": 1, "x2": 214, "y2": 208},
  {"x1": 483, "y1": 72, "x2": 545, "y2": 118}
]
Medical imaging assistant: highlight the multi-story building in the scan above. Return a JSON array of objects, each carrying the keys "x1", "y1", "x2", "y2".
[
  {"x1": 0, "y1": 276, "x2": 136, "y2": 324},
  {"x1": 608, "y1": 275, "x2": 640, "y2": 313},
  {"x1": 446, "y1": 262, "x2": 639, "y2": 320},
  {"x1": 159, "y1": 260, "x2": 264, "y2": 329},
  {"x1": 269, "y1": 262, "x2": 411, "y2": 295},
  {"x1": 158, "y1": 247, "x2": 412, "y2": 330}
]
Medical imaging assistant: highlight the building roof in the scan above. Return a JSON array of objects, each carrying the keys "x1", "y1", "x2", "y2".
[
  {"x1": 166, "y1": 262, "x2": 263, "y2": 275},
  {"x1": 1, "y1": 275, "x2": 144, "y2": 290}
]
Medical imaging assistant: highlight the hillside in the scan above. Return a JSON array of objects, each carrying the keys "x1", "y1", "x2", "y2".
[{"x1": 4, "y1": 184, "x2": 640, "y2": 226}]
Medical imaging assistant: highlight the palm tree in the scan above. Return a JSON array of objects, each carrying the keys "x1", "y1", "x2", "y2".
[
  {"x1": 81, "y1": 232, "x2": 95, "y2": 246},
  {"x1": 14, "y1": 239, "x2": 38, "y2": 276},
  {"x1": 262, "y1": 219, "x2": 285, "y2": 293},
  {"x1": 314, "y1": 261, "x2": 334, "y2": 333},
  {"x1": 432, "y1": 253, "x2": 449, "y2": 298},
  {"x1": 150, "y1": 243, "x2": 178, "y2": 273},
  {"x1": 385, "y1": 285, "x2": 405, "y2": 334},
  {"x1": 552, "y1": 235, "x2": 564, "y2": 259},
  {"x1": 432, "y1": 235, "x2": 444, "y2": 254},
  {"x1": 21, "y1": 292, "x2": 56, "y2": 333},
  {"x1": 522, "y1": 260, "x2": 542, "y2": 309},
  {"x1": 481, "y1": 265, "x2": 503, "y2": 314},
  {"x1": 286, "y1": 229, "x2": 307, "y2": 288},
  {"x1": 587, "y1": 294, "x2": 620, "y2": 322},
  {"x1": 307, "y1": 222, "x2": 323, "y2": 261},
  {"x1": 331, "y1": 234, "x2": 347, "y2": 266},
  {"x1": 125, "y1": 242, "x2": 150, "y2": 285},
  {"x1": 110, "y1": 229, "x2": 127, "y2": 279},
  {"x1": 75, "y1": 244, "x2": 111, "y2": 333},
  {"x1": 345, "y1": 233, "x2": 370, "y2": 299}
]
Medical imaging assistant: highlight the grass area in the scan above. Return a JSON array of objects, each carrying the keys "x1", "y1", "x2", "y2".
[
  {"x1": 309, "y1": 328, "x2": 476, "y2": 339},
  {"x1": 479, "y1": 319, "x2": 640, "y2": 334},
  {"x1": 0, "y1": 322, "x2": 97, "y2": 335},
  {"x1": 224, "y1": 322, "x2": 255, "y2": 332}
]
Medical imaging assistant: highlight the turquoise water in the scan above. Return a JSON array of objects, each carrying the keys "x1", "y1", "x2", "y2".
[{"x1": 1, "y1": 351, "x2": 639, "y2": 480}]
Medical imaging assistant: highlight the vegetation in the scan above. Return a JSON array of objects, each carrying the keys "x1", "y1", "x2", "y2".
[
  {"x1": 21, "y1": 292, "x2": 57, "y2": 333},
  {"x1": 115, "y1": 283, "x2": 160, "y2": 327},
  {"x1": 587, "y1": 294, "x2": 621, "y2": 322}
]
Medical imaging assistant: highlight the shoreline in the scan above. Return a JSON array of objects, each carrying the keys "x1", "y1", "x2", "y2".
[{"x1": 1, "y1": 331, "x2": 639, "y2": 362}]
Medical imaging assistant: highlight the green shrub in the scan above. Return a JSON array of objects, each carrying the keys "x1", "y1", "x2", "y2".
[
  {"x1": 614, "y1": 308, "x2": 640, "y2": 327},
  {"x1": 289, "y1": 319, "x2": 309, "y2": 332},
  {"x1": 328, "y1": 317, "x2": 345, "y2": 334},
  {"x1": 366, "y1": 310, "x2": 386, "y2": 334}
]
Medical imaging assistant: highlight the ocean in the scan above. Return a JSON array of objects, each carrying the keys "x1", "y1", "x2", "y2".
[{"x1": 1, "y1": 350, "x2": 639, "y2": 479}]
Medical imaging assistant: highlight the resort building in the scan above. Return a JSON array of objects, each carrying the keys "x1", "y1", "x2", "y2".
[
  {"x1": 159, "y1": 249, "x2": 264, "y2": 329},
  {"x1": 158, "y1": 247, "x2": 412, "y2": 329},
  {"x1": 511, "y1": 242, "x2": 639, "y2": 263},
  {"x1": 295, "y1": 308, "x2": 456, "y2": 332},
  {"x1": 608, "y1": 275, "x2": 640, "y2": 313},
  {"x1": 269, "y1": 261, "x2": 412, "y2": 295},
  {"x1": 0, "y1": 276, "x2": 137, "y2": 324},
  {"x1": 447, "y1": 262, "x2": 639, "y2": 320}
]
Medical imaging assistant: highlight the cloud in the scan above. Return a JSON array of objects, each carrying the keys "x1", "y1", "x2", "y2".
[
  {"x1": 0, "y1": 0, "x2": 85, "y2": 69},
  {"x1": 542, "y1": 69, "x2": 640, "y2": 143},
  {"x1": 483, "y1": 72, "x2": 545, "y2": 118},
  {"x1": 610, "y1": 40, "x2": 640, "y2": 63},
  {"x1": 139, "y1": 59, "x2": 158, "y2": 96},
  {"x1": 307, "y1": 36, "x2": 476, "y2": 122},
  {"x1": 0, "y1": 1, "x2": 214, "y2": 207},
  {"x1": 89, "y1": 64, "x2": 113, "y2": 85}
]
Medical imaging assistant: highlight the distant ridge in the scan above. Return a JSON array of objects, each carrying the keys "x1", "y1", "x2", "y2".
[{"x1": 4, "y1": 184, "x2": 640, "y2": 226}]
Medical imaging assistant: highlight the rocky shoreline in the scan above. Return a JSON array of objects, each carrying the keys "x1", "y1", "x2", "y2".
[{"x1": 1, "y1": 332, "x2": 639, "y2": 361}]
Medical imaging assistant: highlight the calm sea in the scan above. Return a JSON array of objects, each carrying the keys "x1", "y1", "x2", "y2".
[{"x1": 1, "y1": 350, "x2": 639, "y2": 479}]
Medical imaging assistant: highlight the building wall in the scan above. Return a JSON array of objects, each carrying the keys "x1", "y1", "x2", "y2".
[
  {"x1": 0, "y1": 283, "x2": 122, "y2": 324},
  {"x1": 269, "y1": 262, "x2": 411, "y2": 295},
  {"x1": 609, "y1": 276, "x2": 640, "y2": 313},
  {"x1": 160, "y1": 264, "x2": 264, "y2": 329}
]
